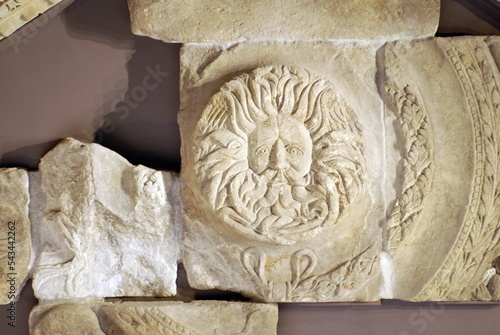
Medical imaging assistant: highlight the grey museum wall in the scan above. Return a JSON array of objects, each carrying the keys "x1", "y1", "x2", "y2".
[
  {"x1": 0, "y1": 0, "x2": 499, "y2": 334},
  {"x1": 0, "y1": 0, "x2": 181, "y2": 172}
]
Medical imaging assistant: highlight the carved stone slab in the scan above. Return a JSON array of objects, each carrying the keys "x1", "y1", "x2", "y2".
[
  {"x1": 127, "y1": 0, "x2": 439, "y2": 43},
  {"x1": 30, "y1": 301, "x2": 278, "y2": 335},
  {"x1": 0, "y1": 0, "x2": 64, "y2": 40},
  {"x1": 383, "y1": 36, "x2": 500, "y2": 301},
  {"x1": 0, "y1": 168, "x2": 31, "y2": 304},
  {"x1": 179, "y1": 42, "x2": 384, "y2": 302},
  {"x1": 31, "y1": 138, "x2": 181, "y2": 300}
]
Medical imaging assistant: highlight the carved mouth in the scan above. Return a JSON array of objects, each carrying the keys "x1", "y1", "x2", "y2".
[
  {"x1": 271, "y1": 171, "x2": 287, "y2": 184},
  {"x1": 263, "y1": 169, "x2": 293, "y2": 185}
]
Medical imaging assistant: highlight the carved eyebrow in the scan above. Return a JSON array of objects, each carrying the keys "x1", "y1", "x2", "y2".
[
  {"x1": 279, "y1": 123, "x2": 310, "y2": 143},
  {"x1": 281, "y1": 137, "x2": 307, "y2": 147},
  {"x1": 279, "y1": 124, "x2": 296, "y2": 137}
]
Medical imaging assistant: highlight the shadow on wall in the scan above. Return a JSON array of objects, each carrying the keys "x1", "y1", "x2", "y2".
[
  {"x1": 0, "y1": 140, "x2": 62, "y2": 169},
  {"x1": 61, "y1": 0, "x2": 182, "y2": 171},
  {"x1": 458, "y1": 0, "x2": 500, "y2": 29},
  {"x1": 438, "y1": 0, "x2": 500, "y2": 35}
]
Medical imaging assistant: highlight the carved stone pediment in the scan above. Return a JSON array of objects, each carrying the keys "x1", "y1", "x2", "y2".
[{"x1": 6, "y1": 37, "x2": 498, "y2": 306}]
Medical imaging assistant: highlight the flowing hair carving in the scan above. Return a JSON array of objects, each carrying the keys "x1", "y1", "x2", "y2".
[{"x1": 194, "y1": 66, "x2": 367, "y2": 244}]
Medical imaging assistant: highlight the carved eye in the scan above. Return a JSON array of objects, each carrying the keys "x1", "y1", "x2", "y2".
[
  {"x1": 227, "y1": 140, "x2": 241, "y2": 149},
  {"x1": 318, "y1": 142, "x2": 330, "y2": 150},
  {"x1": 287, "y1": 146, "x2": 304, "y2": 155},
  {"x1": 256, "y1": 146, "x2": 271, "y2": 156}
]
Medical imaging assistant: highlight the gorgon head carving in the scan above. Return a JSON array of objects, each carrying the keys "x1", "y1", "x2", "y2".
[{"x1": 193, "y1": 66, "x2": 366, "y2": 244}]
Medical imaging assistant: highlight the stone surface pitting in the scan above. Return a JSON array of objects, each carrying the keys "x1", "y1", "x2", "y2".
[
  {"x1": 179, "y1": 42, "x2": 384, "y2": 302},
  {"x1": 30, "y1": 301, "x2": 278, "y2": 335},
  {"x1": 32, "y1": 138, "x2": 181, "y2": 300},
  {"x1": 383, "y1": 36, "x2": 500, "y2": 301},
  {"x1": 0, "y1": 168, "x2": 31, "y2": 304},
  {"x1": 127, "y1": 0, "x2": 440, "y2": 43}
]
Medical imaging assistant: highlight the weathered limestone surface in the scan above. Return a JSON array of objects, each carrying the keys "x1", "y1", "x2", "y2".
[
  {"x1": 30, "y1": 301, "x2": 278, "y2": 335},
  {"x1": 179, "y1": 37, "x2": 500, "y2": 302},
  {"x1": 179, "y1": 42, "x2": 384, "y2": 302},
  {"x1": 1, "y1": 1, "x2": 493, "y2": 308},
  {"x1": 127, "y1": 0, "x2": 440, "y2": 43},
  {"x1": 384, "y1": 36, "x2": 500, "y2": 301},
  {"x1": 0, "y1": 0, "x2": 64, "y2": 40},
  {"x1": 0, "y1": 168, "x2": 31, "y2": 304},
  {"x1": 32, "y1": 138, "x2": 181, "y2": 300}
]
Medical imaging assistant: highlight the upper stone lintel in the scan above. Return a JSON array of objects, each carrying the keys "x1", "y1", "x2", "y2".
[{"x1": 127, "y1": 0, "x2": 440, "y2": 43}]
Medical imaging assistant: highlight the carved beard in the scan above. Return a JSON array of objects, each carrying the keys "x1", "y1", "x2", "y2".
[
  {"x1": 214, "y1": 166, "x2": 335, "y2": 245},
  {"x1": 195, "y1": 128, "x2": 364, "y2": 244}
]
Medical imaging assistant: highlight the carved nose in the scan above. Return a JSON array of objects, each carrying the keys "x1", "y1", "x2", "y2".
[{"x1": 271, "y1": 139, "x2": 289, "y2": 170}]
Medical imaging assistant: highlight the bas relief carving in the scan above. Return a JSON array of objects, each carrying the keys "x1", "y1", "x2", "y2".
[
  {"x1": 30, "y1": 302, "x2": 278, "y2": 335},
  {"x1": 193, "y1": 65, "x2": 367, "y2": 245},
  {"x1": 0, "y1": 0, "x2": 63, "y2": 39},
  {"x1": 2, "y1": 3, "x2": 500, "y2": 332},
  {"x1": 240, "y1": 246, "x2": 377, "y2": 302},
  {"x1": 416, "y1": 38, "x2": 500, "y2": 300},
  {"x1": 182, "y1": 56, "x2": 380, "y2": 302},
  {"x1": 7, "y1": 26, "x2": 500, "y2": 333},
  {"x1": 180, "y1": 38, "x2": 496, "y2": 302},
  {"x1": 385, "y1": 83, "x2": 434, "y2": 252},
  {"x1": 384, "y1": 37, "x2": 500, "y2": 301},
  {"x1": 101, "y1": 306, "x2": 201, "y2": 335}
]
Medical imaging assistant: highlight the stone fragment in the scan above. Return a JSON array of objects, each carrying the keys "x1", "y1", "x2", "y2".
[
  {"x1": 30, "y1": 301, "x2": 278, "y2": 335},
  {"x1": 0, "y1": 168, "x2": 31, "y2": 304},
  {"x1": 383, "y1": 36, "x2": 500, "y2": 301},
  {"x1": 179, "y1": 42, "x2": 384, "y2": 302},
  {"x1": 0, "y1": 0, "x2": 64, "y2": 40},
  {"x1": 32, "y1": 138, "x2": 181, "y2": 300},
  {"x1": 31, "y1": 304, "x2": 104, "y2": 335},
  {"x1": 127, "y1": 0, "x2": 439, "y2": 43}
]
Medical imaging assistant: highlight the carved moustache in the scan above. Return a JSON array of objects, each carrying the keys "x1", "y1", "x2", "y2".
[{"x1": 260, "y1": 168, "x2": 309, "y2": 187}]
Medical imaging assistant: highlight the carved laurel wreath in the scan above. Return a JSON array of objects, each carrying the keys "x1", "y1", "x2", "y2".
[{"x1": 385, "y1": 83, "x2": 434, "y2": 252}]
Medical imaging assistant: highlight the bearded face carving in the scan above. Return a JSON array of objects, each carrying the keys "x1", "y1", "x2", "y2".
[
  {"x1": 247, "y1": 116, "x2": 313, "y2": 184},
  {"x1": 193, "y1": 66, "x2": 367, "y2": 245}
]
